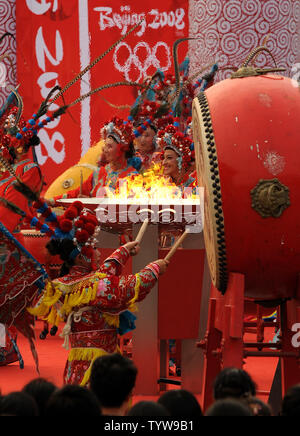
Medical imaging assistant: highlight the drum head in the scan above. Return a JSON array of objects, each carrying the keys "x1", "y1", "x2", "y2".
[{"x1": 192, "y1": 93, "x2": 228, "y2": 294}]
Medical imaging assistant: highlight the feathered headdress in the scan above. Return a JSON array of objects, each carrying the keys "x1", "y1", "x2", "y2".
[
  {"x1": 130, "y1": 99, "x2": 174, "y2": 138},
  {"x1": 127, "y1": 38, "x2": 218, "y2": 136}
]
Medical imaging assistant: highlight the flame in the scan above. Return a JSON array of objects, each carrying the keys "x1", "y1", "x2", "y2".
[{"x1": 105, "y1": 163, "x2": 198, "y2": 203}]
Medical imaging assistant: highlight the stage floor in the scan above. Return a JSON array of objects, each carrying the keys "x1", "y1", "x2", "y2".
[{"x1": 0, "y1": 322, "x2": 278, "y2": 410}]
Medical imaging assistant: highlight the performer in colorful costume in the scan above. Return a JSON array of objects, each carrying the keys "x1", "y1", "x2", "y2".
[
  {"x1": 0, "y1": 91, "x2": 48, "y2": 368},
  {"x1": 130, "y1": 98, "x2": 173, "y2": 172},
  {"x1": 0, "y1": 22, "x2": 159, "y2": 363},
  {"x1": 28, "y1": 200, "x2": 168, "y2": 386},
  {"x1": 49, "y1": 117, "x2": 139, "y2": 202}
]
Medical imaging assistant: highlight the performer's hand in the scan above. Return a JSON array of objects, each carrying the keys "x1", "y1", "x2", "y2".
[
  {"x1": 153, "y1": 259, "x2": 169, "y2": 275},
  {"x1": 124, "y1": 241, "x2": 140, "y2": 256},
  {"x1": 78, "y1": 194, "x2": 89, "y2": 198},
  {"x1": 44, "y1": 198, "x2": 55, "y2": 207}
]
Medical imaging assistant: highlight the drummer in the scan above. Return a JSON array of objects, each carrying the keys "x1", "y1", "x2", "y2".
[{"x1": 28, "y1": 200, "x2": 169, "y2": 386}]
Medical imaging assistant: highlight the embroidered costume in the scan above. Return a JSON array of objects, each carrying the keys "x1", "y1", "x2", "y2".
[
  {"x1": 29, "y1": 243, "x2": 161, "y2": 386},
  {"x1": 0, "y1": 157, "x2": 42, "y2": 233}
]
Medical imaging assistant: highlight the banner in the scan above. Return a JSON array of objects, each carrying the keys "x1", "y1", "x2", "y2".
[{"x1": 16, "y1": 0, "x2": 189, "y2": 187}]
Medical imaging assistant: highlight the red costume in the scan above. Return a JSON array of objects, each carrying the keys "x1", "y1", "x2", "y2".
[
  {"x1": 53, "y1": 163, "x2": 138, "y2": 201},
  {"x1": 51, "y1": 116, "x2": 139, "y2": 201},
  {"x1": 178, "y1": 170, "x2": 197, "y2": 190},
  {"x1": 29, "y1": 245, "x2": 161, "y2": 386},
  {"x1": 0, "y1": 156, "x2": 42, "y2": 232}
]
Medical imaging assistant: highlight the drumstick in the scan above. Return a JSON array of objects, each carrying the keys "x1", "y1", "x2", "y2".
[
  {"x1": 164, "y1": 231, "x2": 189, "y2": 262},
  {"x1": 135, "y1": 218, "x2": 149, "y2": 243},
  {"x1": 79, "y1": 170, "x2": 83, "y2": 196}
]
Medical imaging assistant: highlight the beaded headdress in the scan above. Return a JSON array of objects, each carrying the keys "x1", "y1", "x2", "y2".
[
  {"x1": 100, "y1": 116, "x2": 135, "y2": 151},
  {"x1": 127, "y1": 37, "x2": 218, "y2": 138},
  {"x1": 130, "y1": 99, "x2": 174, "y2": 138},
  {"x1": 24, "y1": 200, "x2": 100, "y2": 265},
  {"x1": 157, "y1": 124, "x2": 194, "y2": 171}
]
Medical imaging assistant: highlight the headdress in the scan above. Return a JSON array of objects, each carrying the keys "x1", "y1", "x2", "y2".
[
  {"x1": 100, "y1": 116, "x2": 135, "y2": 151},
  {"x1": 24, "y1": 200, "x2": 100, "y2": 267},
  {"x1": 157, "y1": 124, "x2": 194, "y2": 171},
  {"x1": 0, "y1": 92, "x2": 41, "y2": 163},
  {"x1": 128, "y1": 70, "x2": 173, "y2": 139},
  {"x1": 127, "y1": 39, "x2": 218, "y2": 138},
  {"x1": 129, "y1": 99, "x2": 174, "y2": 139}
]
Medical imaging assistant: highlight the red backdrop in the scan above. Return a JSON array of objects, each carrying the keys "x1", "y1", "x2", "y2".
[{"x1": 16, "y1": 0, "x2": 189, "y2": 188}]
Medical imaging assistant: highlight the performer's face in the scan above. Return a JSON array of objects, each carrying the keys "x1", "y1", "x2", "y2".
[
  {"x1": 103, "y1": 136, "x2": 122, "y2": 163},
  {"x1": 163, "y1": 149, "x2": 180, "y2": 179},
  {"x1": 137, "y1": 127, "x2": 156, "y2": 154}
]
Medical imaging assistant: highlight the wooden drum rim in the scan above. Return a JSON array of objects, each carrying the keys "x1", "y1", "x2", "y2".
[{"x1": 192, "y1": 92, "x2": 228, "y2": 294}]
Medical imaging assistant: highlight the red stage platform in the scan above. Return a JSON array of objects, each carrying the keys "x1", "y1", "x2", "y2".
[{"x1": 0, "y1": 321, "x2": 278, "y2": 412}]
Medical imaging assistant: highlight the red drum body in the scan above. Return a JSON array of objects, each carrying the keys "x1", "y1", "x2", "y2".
[
  {"x1": 193, "y1": 75, "x2": 300, "y2": 301},
  {"x1": 20, "y1": 230, "x2": 62, "y2": 274}
]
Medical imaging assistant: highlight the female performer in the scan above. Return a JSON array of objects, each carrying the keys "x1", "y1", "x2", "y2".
[{"x1": 50, "y1": 117, "x2": 139, "y2": 201}]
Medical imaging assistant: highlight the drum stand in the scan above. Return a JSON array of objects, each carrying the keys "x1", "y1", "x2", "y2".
[{"x1": 197, "y1": 272, "x2": 300, "y2": 412}]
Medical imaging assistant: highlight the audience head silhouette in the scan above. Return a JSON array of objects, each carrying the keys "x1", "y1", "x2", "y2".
[
  {"x1": 44, "y1": 385, "x2": 101, "y2": 416},
  {"x1": 158, "y1": 389, "x2": 203, "y2": 417},
  {"x1": 89, "y1": 353, "x2": 138, "y2": 416},
  {"x1": 213, "y1": 367, "x2": 256, "y2": 400},
  {"x1": 127, "y1": 401, "x2": 170, "y2": 416},
  {"x1": 205, "y1": 398, "x2": 253, "y2": 417}
]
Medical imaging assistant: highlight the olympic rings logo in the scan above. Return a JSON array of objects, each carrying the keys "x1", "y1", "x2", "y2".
[{"x1": 113, "y1": 41, "x2": 171, "y2": 82}]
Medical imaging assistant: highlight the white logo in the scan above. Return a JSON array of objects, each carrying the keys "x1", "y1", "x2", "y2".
[
  {"x1": 93, "y1": 5, "x2": 185, "y2": 37},
  {"x1": 291, "y1": 323, "x2": 300, "y2": 348},
  {"x1": 291, "y1": 63, "x2": 300, "y2": 88},
  {"x1": 113, "y1": 41, "x2": 171, "y2": 82},
  {"x1": 26, "y1": 0, "x2": 58, "y2": 15},
  {"x1": 0, "y1": 62, "x2": 7, "y2": 88}
]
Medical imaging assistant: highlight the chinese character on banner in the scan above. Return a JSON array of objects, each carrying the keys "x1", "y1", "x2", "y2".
[{"x1": 16, "y1": 0, "x2": 189, "y2": 188}]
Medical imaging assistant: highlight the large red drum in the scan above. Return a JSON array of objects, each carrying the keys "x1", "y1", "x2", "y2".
[
  {"x1": 192, "y1": 74, "x2": 300, "y2": 301},
  {"x1": 20, "y1": 230, "x2": 62, "y2": 277}
]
